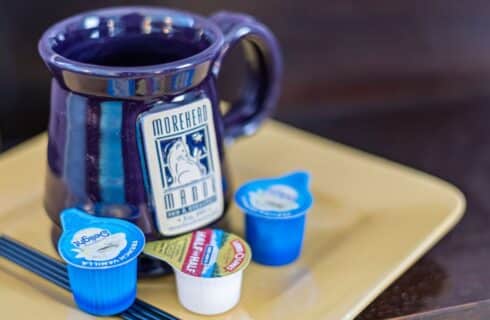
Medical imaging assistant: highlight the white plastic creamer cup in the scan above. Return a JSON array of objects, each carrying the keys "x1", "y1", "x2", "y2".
[
  {"x1": 174, "y1": 268, "x2": 243, "y2": 315},
  {"x1": 144, "y1": 229, "x2": 251, "y2": 315}
]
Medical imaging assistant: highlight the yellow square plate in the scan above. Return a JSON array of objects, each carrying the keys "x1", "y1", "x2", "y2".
[{"x1": 0, "y1": 121, "x2": 465, "y2": 320}]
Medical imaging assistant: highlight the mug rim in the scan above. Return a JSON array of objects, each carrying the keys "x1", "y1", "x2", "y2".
[{"x1": 38, "y1": 6, "x2": 224, "y2": 78}]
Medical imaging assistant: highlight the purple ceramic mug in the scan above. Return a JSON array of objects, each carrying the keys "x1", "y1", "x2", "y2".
[{"x1": 39, "y1": 6, "x2": 281, "y2": 272}]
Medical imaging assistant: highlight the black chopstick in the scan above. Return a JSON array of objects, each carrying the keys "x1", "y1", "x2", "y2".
[
  {"x1": 0, "y1": 235, "x2": 179, "y2": 320},
  {"x1": 0, "y1": 242, "x2": 148, "y2": 320},
  {"x1": 0, "y1": 236, "x2": 179, "y2": 320},
  {"x1": 0, "y1": 237, "x2": 175, "y2": 320},
  {"x1": 0, "y1": 241, "x2": 69, "y2": 280},
  {"x1": 0, "y1": 239, "x2": 167, "y2": 320},
  {"x1": 0, "y1": 245, "x2": 70, "y2": 289},
  {"x1": 1, "y1": 239, "x2": 178, "y2": 320}
]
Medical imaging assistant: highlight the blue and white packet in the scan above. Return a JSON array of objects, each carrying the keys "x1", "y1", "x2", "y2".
[
  {"x1": 235, "y1": 171, "x2": 313, "y2": 265},
  {"x1": 58, "y1": 208, "x2": 145, "y2": 315}
]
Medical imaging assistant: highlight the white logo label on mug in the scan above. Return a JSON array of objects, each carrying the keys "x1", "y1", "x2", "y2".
[{"x1": 140, "y1": 98, "x2": 223, "y2": 236}]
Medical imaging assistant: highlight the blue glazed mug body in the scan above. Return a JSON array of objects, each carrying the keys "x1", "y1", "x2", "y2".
[{"x1": 39, "y1": 6, "x2": 282, "y2": 249}]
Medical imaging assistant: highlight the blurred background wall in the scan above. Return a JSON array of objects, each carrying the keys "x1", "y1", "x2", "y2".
[{"x1": 2, "y1": 0, "x2": 490, "y2": 149}]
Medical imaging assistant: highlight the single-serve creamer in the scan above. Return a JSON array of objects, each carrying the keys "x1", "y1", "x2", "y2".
[{"x1": 144, "y1": 228, "x2": 251, "y2": 315}]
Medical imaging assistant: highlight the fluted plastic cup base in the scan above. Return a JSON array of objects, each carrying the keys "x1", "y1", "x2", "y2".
[
  {"x1": 175, "y1": 269, "x2": 243, "y2": 315},
  {"x1": 246, "y1": 213, "x2": 306, "y2": 266},
  {"x1": 74, "y1": 290, "x2": 136, "y2": 316},
  {"x1": 67, "y1": 261, "x2": 138, "y2": 316}
]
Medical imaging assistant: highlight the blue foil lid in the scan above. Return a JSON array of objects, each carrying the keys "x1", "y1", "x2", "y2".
[
  {"x1": 235, "y1": 171, "x2": 313, "y2": 219},
  {"x1": 57, "y1": 208, "x2": 145, "y2": 269}
]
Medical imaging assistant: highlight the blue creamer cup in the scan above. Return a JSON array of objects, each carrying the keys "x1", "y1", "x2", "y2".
[
  {"x1": 57, "y1": 208, "x2": 145, "y2": 316},
  {"x1": 235, "y1": 171, "x2": 313, "y2": 266}
]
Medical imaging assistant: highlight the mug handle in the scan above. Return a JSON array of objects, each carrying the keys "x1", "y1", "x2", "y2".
[{"x1": 210, "y1": 12, "x2": 282, "y2": 144}]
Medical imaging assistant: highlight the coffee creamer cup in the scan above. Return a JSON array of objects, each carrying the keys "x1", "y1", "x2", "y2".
[
  {"x1": 235, "y1": 171, "x2": 313, "y2": 266},
  {"x1": 58, "y1": 208, "x2": 145, "y2": 315},
  {"x1": 144, "y1": 228, "x2": 251, "y2": 315}
]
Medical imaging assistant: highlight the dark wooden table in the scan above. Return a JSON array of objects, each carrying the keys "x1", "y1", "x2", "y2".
[{"x1": 2, "y1": 1, "x2": 490, "y2": 318}]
